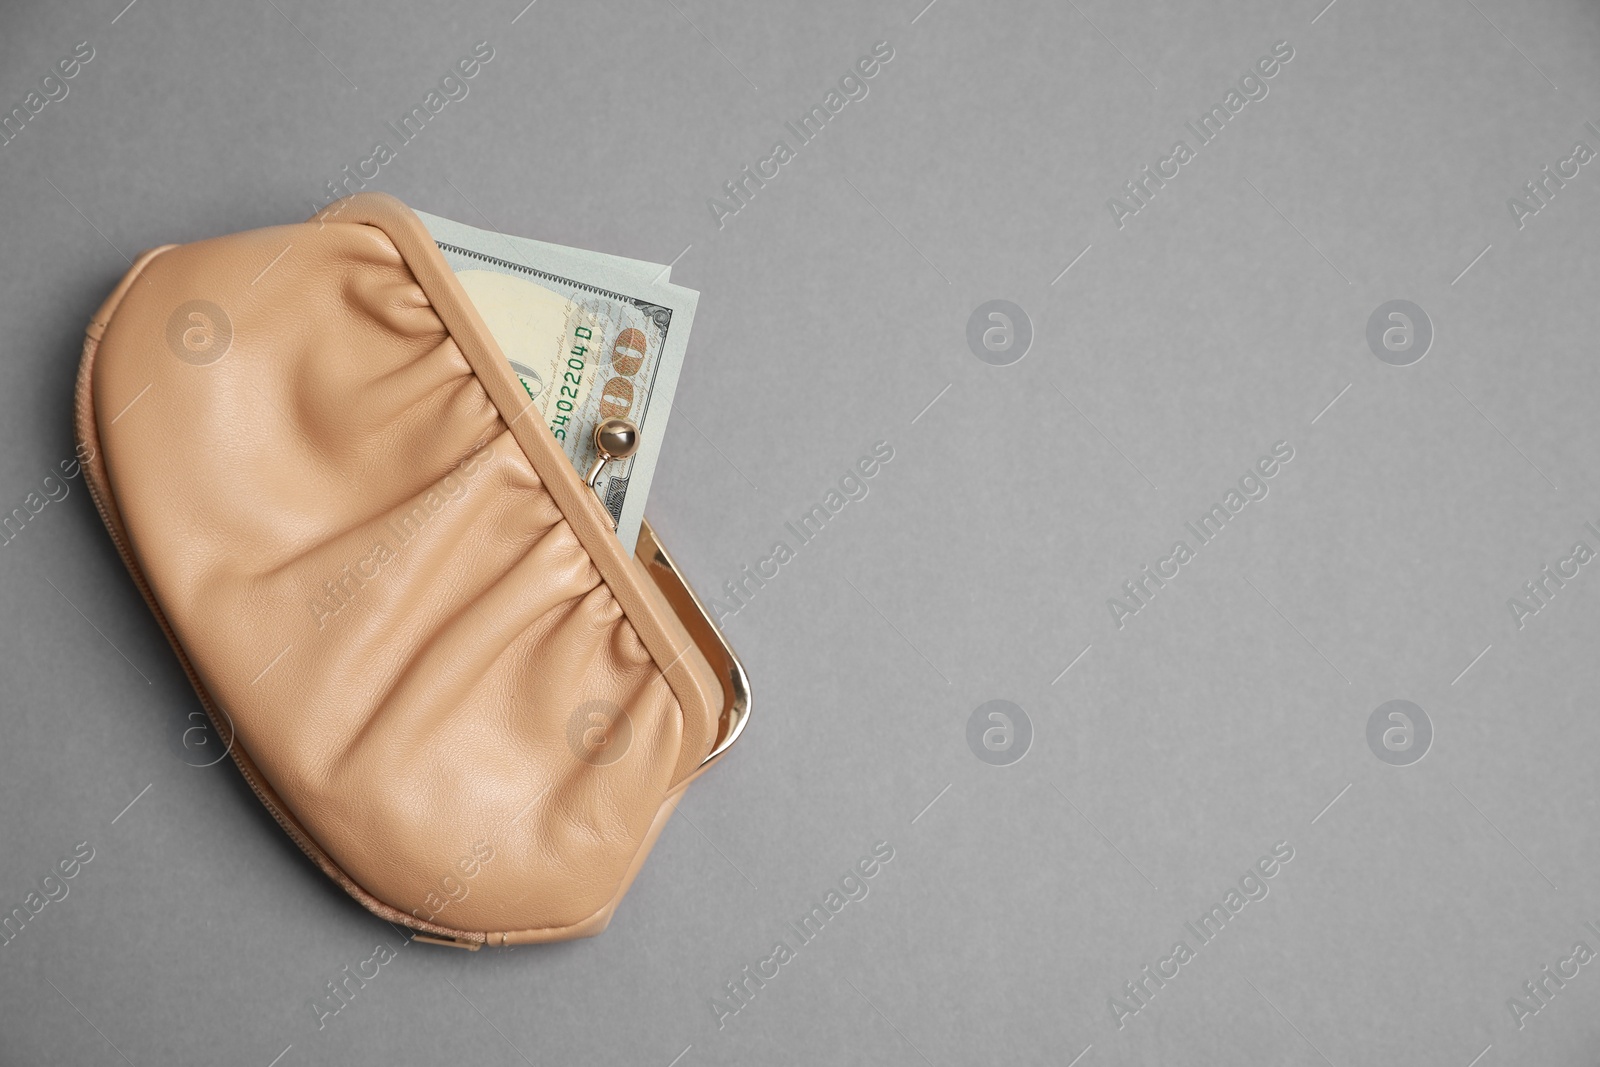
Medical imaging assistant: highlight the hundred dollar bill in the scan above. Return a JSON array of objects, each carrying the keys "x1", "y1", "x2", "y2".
[
  {"x1": 415, "y1": 208, "x2": 672, "y2": 286},
  {"x1": 414, "y1": 209, "x2": 696, "y2": 555}
]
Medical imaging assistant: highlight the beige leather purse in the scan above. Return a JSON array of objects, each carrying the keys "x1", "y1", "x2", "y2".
[{"x1": 74, "y1": 193, "x2": 749, "y2": 947}]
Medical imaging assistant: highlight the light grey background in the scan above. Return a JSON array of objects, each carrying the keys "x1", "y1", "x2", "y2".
[{"x1": 2, "y1": 0, "x2": 1599, "y2": 1063}]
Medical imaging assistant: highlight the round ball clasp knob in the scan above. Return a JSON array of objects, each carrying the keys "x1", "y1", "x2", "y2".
[{"x1": 585, "y1": 417, "x2": 640, "y2": 488}]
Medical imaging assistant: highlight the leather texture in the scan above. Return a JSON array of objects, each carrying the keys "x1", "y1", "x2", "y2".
[{"x1": 74, "y1": 193, "x2": 725, "y2": 945}]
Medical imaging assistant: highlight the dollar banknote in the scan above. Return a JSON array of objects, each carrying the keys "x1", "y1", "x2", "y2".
[{"x1": 414, "y1": 209, "x2": 697, "y2": 554}]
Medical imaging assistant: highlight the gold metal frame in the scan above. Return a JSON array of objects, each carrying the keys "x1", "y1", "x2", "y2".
[
  {"x1": 635, "y1": 519, "x2": 751, "y2": 767},
  {"x1": 405, "y1": 521, "x2": 749, "y2": 950}
]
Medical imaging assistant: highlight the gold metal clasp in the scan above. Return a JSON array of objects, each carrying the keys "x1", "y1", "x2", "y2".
[
  {"x1": 585, "y1": 418, "x2": 640, "y2": 489},
  {"x1": 635, "y1": 519, "x2": 751, "y2": 767}
]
